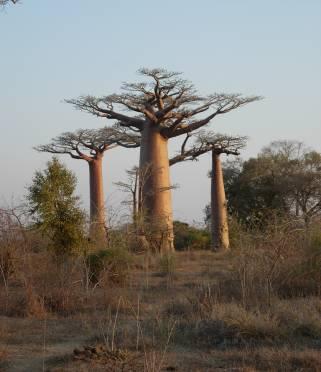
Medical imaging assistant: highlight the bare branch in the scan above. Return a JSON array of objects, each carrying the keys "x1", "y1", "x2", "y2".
[
  {"x1": 170, "y1": 131, "x2": 247, "y2": 166},
  {"x1": 165, "y1": 94, "x2": 262, "y2": 138},
  {"x1": 34, "y1": 125, "x2": 140, "y2": 161},
  {"x1": 65, "y1": 96, "x2": 145, "y2": 130},
  {"x1": 67, "y1": 68, "x2": 261, "y2": 141}
]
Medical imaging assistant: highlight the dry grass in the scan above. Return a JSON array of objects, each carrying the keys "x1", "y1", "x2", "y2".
[{"x1": 1, "y1": 219, "x2": 321, "y2": 370}]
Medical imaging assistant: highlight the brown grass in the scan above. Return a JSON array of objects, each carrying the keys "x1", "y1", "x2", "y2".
[{"x1": 1, "y1": 219, "x2": 321, "y2": 370}]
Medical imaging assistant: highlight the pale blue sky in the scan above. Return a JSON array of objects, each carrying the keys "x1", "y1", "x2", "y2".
[{"x1": 1, "y1": 0, "x2": 320, "y2": 223}]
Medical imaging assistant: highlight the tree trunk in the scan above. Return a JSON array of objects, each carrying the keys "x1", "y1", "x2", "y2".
[
  {"x1": 132, "y1": 167, "x2": 138, "y2": 226},
  {"x1": 211, "y1": 151, "x2": 230, "y2": 251},
  {"x1": 88, "y1": 156, "x2": 107, "y2": 243},
  {"x1": 139, "y1": 122, "x2": 174, "y2": 253}
]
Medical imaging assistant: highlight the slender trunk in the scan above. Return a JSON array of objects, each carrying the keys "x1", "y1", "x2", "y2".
[
  {"x1": 88, "y1": 156, "x2": 107, "y2": 243},
  {"x1": 132, "y1": 167, "x2": 138, "y2": 226},
  {"x1": 211, "y1": 151, "x2": 230, "y2": 251},
  {"x1": 139, "y1": 122, "x2": 174, "y2": 253},
  {"x1": 132, "y1": 190, "x2": 137, "y2": 225},
  {"x1": 138, "y1": 168, "x2": 144, "y2": 218}
]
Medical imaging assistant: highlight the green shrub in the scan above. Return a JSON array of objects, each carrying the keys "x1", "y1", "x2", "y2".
[
  {"x1": 174, "y1": 221, "x2": 210, "y2": 251},
  {"x1": 86, "y1": 247, "x2": 132, "y2": 285}
]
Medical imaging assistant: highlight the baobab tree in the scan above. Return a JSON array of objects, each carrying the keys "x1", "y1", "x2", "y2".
[
  {"x1": 170, "y1": 131, "x2": 247, "y2": 251},
  {"x1": 66, "y1": 68, "x2": 261, "y2": 252},
  {"x1": 35, "y1": 126, "x2": 140, "y2": 242}
]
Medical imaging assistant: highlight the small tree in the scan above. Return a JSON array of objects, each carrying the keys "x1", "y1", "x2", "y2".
[
  {"x1": 27, "y1": 157, "x2": 86, "y2": 257},
  {"x1": 114, "y1": 164, "x2": 154, "y2": 226},
  {"x1": 114, "y1": 165, "x2": 156, "y2": 252},
  {"x1": 114, "y1": 166, "x2": 140, "y2": 224}
]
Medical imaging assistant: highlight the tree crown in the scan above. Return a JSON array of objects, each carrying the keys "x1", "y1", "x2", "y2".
[
  {"x1": 34, "y1": 126, "x2": 140, "y2": 162},
  {"x1": 170, "y1": 131, "x2": 247, "y2": 166},
  {"x1": 224, "y1": 141, "x2": 321, "y2": 226},
  {"x1": 66, "y1": 68, "x2": 262, "y2": 139}
]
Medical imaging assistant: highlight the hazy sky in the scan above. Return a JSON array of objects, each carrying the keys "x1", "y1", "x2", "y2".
[{"x1": 1, "y1": 0, "x2": 320, "y2": 223}]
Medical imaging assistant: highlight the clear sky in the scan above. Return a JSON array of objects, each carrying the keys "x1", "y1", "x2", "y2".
[{"x1": 1, "y1": 0, "x2": 320, "y2": 224}]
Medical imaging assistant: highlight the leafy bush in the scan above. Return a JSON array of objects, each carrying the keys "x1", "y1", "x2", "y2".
[
  {"x1": 86, "y1": 247, "x2": 132, "y2": 285},
  {"x1": 174, "y1": 221, "x2": 210, "y2": 251}
]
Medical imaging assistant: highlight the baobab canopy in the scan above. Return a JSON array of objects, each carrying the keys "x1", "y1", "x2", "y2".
[
  {"x1": 34, "y1": 125, "x2": 140, "y2": 161},
  {"x1": 66, "y1": 68, "x2": 262, "y2": 139},
  {"x1": 169, "y1": 131, "x2": 248, "y2": 166}
]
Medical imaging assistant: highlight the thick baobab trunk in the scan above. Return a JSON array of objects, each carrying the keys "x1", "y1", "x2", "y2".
[
  {"x1": 211, "y1": 151, "x2": 230, "y2": 251},
  {"x1": 139, "y1": 122, "x2": 174, "y2": 253},
  {"x1": 88, "y1": 156, "x2": 107, "y2": 242}
]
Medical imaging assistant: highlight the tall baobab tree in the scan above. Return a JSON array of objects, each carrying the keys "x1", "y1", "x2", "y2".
[
  {"x1": 170, "y1": 131, "x2": 247, "y2": 251},
  {"x1": 66, "y1": 68, "x2": 261, "y2": 252},
  {"x1": 35, "y1": 126, "x2": 140, "y2": 242}
]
